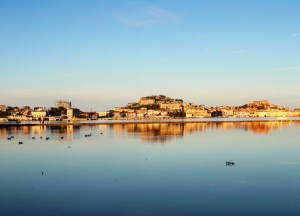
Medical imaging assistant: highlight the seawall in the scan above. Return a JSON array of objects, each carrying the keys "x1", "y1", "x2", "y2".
[{"x1": 0, "y1": 119, "x2": 299, "y2": 128}]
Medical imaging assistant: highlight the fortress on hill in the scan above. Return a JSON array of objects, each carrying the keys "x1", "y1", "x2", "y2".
[
  {"x1": 108, "y1": 96, "x2": 300, "y2": 119},
  {"x1": 124, "y1": 95, "x2": 208, "y2": 118},
  {"x1": 138, "y1": 95, "x2": 184, "y2": 110}
]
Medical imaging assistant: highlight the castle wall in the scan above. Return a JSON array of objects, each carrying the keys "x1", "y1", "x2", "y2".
[
  {"x1": 160, "y1": 103, "x2": 182, "y2": 111},
  {"x1": 140, "y1": 98, "x2": 155, "y2": 105}
]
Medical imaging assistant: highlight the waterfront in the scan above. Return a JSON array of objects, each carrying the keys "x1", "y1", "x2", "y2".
[
  {"x1": 1, "y1": 122, "x2": 300, "y2": 215},
  {"x1": 1, "y1": 116, "x2": 300, "y2": 127}
]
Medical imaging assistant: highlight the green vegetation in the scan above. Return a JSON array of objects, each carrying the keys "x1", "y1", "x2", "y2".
[
  {"x1": 239, "y1": 104, "x2": 249, "y2": 109},
  {"x1": 256, "y1": 106, "x2": 265, "y2": 110},
  {"x1": 6, "y1": 106, "x2": 13, "y2": 112},
  {"x1": 106, "y1": 110, "x2": 114, "y2": 117},
  {"x1": 0, "y1": 111, "x2": 6, "y2": 118},
  {"x1": 49, "y1": 107, "x2": 66, "y2": 116}
]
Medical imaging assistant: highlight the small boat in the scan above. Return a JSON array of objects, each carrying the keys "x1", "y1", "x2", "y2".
[
  {"x1": 277, "y1": 116, "x2": 287, "y2": 120},
  {"x1": 71, "y1": 117, "x2": 87, "y2": 121}
]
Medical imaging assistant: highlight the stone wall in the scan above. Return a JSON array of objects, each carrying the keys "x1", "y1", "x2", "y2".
[
  {"x1": 140, "y1": 98, "x2": 156, "y2": 105},
  {"x1": 160, "y1": 103, "x2": 182, "y2": 111}
]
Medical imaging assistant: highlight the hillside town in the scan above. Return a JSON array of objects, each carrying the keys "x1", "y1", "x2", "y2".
[{"x1": 1, "y1": 95, "x2": 300, "y2": 122}]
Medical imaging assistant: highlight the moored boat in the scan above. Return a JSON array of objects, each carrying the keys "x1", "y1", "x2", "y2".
[
  {"x1": 277, "y1": 116, "x2": 287, "y2": 120},
  {"x1": 71, "y1": 117, "x2": 87, "y2": 121}
]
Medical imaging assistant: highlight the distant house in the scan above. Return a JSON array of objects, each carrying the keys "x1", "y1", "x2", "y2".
[
  {"x1": 113, "y1": 107, "x2": 125, "y2": 112},
  {"x1": 113, "y1": 112, "x2": 121, "y2": 118},
  {"x1": 98, "y1": 111, "x2": 108, "y2": 117},
  {"x1": 80, "y1": 112, "x2": 97, "y2": 119},
  {"x1": 23, "y1": 109, "x2": 32, "y2": 116},
  {"x1": 67, "y1": 108, "x2": 80, "y2": 119},
  {"x1": 125, "y1": 109, "x2": 135, "y2": 113},
  {"x1": 147, "y1": 109, "x2": 154, "y2": 115},
  {"x1": 222, "y1": 109, "x2": 233, "y2": 117},
  {"x1": 137, "y1": 113, "x2": 144, "y2": 118},
  {"x1": 32, "y1": 110, "x2": 47, "y2": 119},
  {"x1": 235, "y1": 110, "x2": 250, "y2": 117},
  {"x1": 127, "y1": 112, "x2": 137, "y2": 118},
  {"x1": 154, "y1": 110, "x2": 161, "y2": 115},
  {"x1": 161, "y1": 111, "x2": 168, "y2": 116},
  {"x1": 0, "y1": 105, "x2": 6, "y2": 112}
]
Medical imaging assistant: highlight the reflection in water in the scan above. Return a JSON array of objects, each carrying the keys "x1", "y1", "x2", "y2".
[
  {"x1": 113, "y1": 121, "x2": 292, "y2": 143},
  {"x1": 1, "y1": 121, "x2": 300, "y2": 216},
  {"x1": 0, "y1": 121, "x2": 292, "y2": 143},
  {"x1": 0, "y1": 125, "x2": 76, "y2": 142}
]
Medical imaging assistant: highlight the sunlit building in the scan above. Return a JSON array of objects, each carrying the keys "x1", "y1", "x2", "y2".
[{"x1": 55, "y1": 100, "x2": 71, "y2": 109}]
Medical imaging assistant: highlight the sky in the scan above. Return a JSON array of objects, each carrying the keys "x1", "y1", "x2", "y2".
[{"x1": 1, "y1": 0, "x2": 300, "y2": 111}]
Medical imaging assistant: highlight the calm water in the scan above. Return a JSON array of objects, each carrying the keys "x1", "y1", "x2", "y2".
[{"x1": 1, "y1": 122, "x2": 300, "y2": 215}]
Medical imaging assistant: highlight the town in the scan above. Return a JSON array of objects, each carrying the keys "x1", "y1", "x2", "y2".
[{"x1": 1, "y1": 95, "x2": 300, "y2": 122}]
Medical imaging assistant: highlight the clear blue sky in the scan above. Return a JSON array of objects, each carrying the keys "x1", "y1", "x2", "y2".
[{"x1": 1, "y1": 0, "x2": 300, "y2": 111}]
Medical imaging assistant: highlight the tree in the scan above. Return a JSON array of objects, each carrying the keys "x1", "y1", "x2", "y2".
[
  {"x1": 240, "y1": 104, "x2": 249, "y2": 109},
  {"x1": 0, "y1": 111, "x2": 6, "y2": 118},
  {"x1": 48, "y1": 107, "x2": 67, "y2": 116}
]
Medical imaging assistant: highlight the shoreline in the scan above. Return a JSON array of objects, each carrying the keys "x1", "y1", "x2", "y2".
[{"x1": 0, "y1": 119, "x2": 299, "y2": 128}]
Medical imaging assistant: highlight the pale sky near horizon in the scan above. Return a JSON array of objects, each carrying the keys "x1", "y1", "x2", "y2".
[{"x1": 1, "y1": 0, "x2": 300, "y2": 111}]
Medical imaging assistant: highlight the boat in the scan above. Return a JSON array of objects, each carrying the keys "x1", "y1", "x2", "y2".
[
  {"x1": 71, "y1": 117, "x2": 87, "y2": 121},
  {"x1": 277, "y1": 116, "x2": 287, "y2": 120}
]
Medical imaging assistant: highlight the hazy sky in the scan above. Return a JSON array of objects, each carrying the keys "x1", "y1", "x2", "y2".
[{"x1": 1, "y1": 0, "x2": 300, "y2": 111}]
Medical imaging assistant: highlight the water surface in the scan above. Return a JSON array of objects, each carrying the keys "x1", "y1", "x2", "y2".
[{"x1": 1, "y1": 122, "x2": 300, "y2": 215}]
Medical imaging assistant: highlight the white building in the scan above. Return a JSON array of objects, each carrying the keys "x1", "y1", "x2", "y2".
[
  {"x1": 98, "y1": 111, "x2": 109, "y2": 117},
  {"x1": 31, "y1": 110, "x2": 47, "y2": 119},
  {"x1": 55, "y1": 100, "x2": 71, "y2": 109},
  {"x1": 67, "y1": 108, "x2": 80, "y2": 119}
]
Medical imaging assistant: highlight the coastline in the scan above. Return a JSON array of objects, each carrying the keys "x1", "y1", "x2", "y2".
[{"x1": 0, "y1": 118, "x2": 299, "y2": 128}]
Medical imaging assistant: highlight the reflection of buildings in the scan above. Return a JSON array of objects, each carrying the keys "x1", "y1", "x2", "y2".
[
  {"x1": 0, "y1": 121, "x2": 293, "y2": 143},
  {"x1": 67, "y1": 125, "x2": 73, "y2": 141},
  {"x1": 111, "y1": 121, "x2": 292, "y2": 143},
  {"x1": 0, "y1": 127, "x2": 8, "y2": 138},
  {"x1": 50, "y1": 125, "x2": 75, "y2": 141},
  {"x1": 113, "y1": 123, "x2": 185, "y2": 144},
  {"x1": 212, "y1": 122, "x2": 291, "y2": 134},
  {"x1": 32, "y1": 126, "x2": 47, "y2": 136},
  {"x1": 0, "y1": 126, "x2": 47, "y2": 139},
  {"x1": 0, "y1": 125, "x2": 77, "y2": 141}
]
